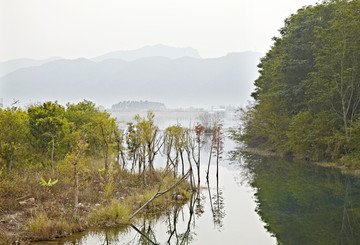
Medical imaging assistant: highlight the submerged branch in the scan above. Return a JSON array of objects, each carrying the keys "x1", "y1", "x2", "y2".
[
  {"x1": 130, "y1": 224, "x2": 158, "y2": 245},
  {"x1": 129, "y1": 170, "x2": 191, "y2": 221}
]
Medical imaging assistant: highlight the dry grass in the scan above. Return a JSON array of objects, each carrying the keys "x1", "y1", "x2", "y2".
[
  {"x1": 28, "y1": 212, "x2": 78, "y2": 240},
  {"x1": 89, "y1": 199, "x2": 131, "y2": 225},
  {"x1": 0, "y1": 158, "x2": 192, "y2": 244}
]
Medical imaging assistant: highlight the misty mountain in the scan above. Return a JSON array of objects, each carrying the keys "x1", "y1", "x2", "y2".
[
  {"x1": 0, "y1": 51, "x2": 262, "y2": 108},
  {"x1": 92, "y1": 44, "x2": 201, "y2": 62},
  {"x1": 0, "y1": 45, "x2": 200, "y2": 78},
  {"x1": 0, "y1": 57, "x2": 62, "y2": 77}
]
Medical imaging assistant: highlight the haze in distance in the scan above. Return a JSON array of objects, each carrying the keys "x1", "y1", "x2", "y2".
[{"x1": 0, "y1": 45, "x2": 262, "y2": 109}]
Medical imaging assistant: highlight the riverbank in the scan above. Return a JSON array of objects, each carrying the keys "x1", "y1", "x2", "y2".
[
  {"x1": 0, "y1": 159, "x2": 191, "y2": 245},
  {"x1": 240, "y1": 147, "x2": 360, "y2": 177}
]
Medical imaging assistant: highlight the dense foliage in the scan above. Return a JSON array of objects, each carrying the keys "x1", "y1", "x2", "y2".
[
  {"x1": 0, "y1": 100, "x2": 118, "y2": 171},
  {"x1": 240, "y1": 0, "x2": 360, "y2": 165}
]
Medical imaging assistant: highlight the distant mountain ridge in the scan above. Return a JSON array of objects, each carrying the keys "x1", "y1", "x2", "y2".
[
  {"x1": 0, "y1": 51, "x2": 262, "y2": 108},
  {"x1": 0, "y1": 45, "x2": 201, "y2": 78},
  {"x1": 0, "y1": 56, "x2": 62, "y2": 77},
  {"x1": 0, "y1": 44, "x2": 263, "y2": 109},
  {"x1": 92, "y1": 44, "x2": 201, "y2": 62}
]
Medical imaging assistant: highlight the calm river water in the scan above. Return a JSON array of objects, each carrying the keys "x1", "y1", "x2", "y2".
[{"x1": 32, "y1": 112, "x2": 360, "y2": 245}]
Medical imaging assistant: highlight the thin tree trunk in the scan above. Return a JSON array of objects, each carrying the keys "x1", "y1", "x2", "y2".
[
  {"x1": 117, "y1": 141, "x2": 121, "y2": 166},
  {"x1": 216, "y1": 141, "x2": 219, "y2": 178},
  {"x1": 51, "y1": 135, "x2": 55, "y2": 172},
  {"x1": 104, "y1": 145, "x2": 109, "y2": 182},
  {"x1": 180, "y1": 150, "x2": 185, "y2": 176},
  {"x1": 120, "y1": 149, "x2": 126, "y2": 169},
  {"x1": 197, "y1": 142, "x2": 201, "y2": 185},
  {"x1": 206, "y1": 140, "x2": 214, "y2": 181},
  {"x1": 186, "y1": 150, "x2": 195, "y2": 189},
  {"x1": 74, "y1": 164, "x2": 79, "y2": 219}
]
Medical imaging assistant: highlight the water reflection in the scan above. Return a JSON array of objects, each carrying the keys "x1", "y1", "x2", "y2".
[
  {"x1": 33, "y1": 140, "x2": 278, "y2": 245},
  {"x1": 131, "y1": 181, "x2": 226, "y2": 245},
  {"x1": 206, "y1": 179, "x2": 225, "y2": 231},
  {"x1": 231, "y1": 151, "x2": 360, "y2": 245},
  {"x1": 129, "y1": 192, "x2": 199, "y2": 245}
]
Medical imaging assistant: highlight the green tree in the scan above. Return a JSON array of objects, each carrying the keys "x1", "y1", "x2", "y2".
[
  {"x1": 239, "y1": 0, "x2": 360, "y2": 163},
  {"x1": 310, "y1": 0, "x2": 360, "y2": 142},
  {"x1": 95, "y1": 115, "x2": 118, "y2": 182},
  {"x1": 65, "y1": 100, "x2": 104, "y2": 158},
  {"x1": 0, "y1": 107, "x2": 29, "y2": 170},
  {"x1": 126, "y1": 122, "x2": 141, "y2": 173},
  {"x1": 134, "y1": 111, "x2": 163, "y2": 177},
  {"x1": 28, "y1": 101, "x2": 66, "y2": 171},
  {"x1": 164, "y1": 125, "x2": 185, "y2": 177}
]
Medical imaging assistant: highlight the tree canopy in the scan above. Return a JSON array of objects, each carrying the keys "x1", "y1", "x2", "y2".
[{"x1": 239, "y1": 0, "x2": 360, "y2": 165}]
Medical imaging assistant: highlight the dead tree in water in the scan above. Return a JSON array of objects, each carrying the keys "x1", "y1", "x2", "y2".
[
  {"x1": 212, "y1": 123, "x2": 224, "y2": 178},
  {"x1": 183, "y1": 128, "x2": 196, "y2": 189},
  {"x1": 206, "y1": 117, "x2": 223, "y2": 181},
  {"x1": 193, "y1": 123, "x2": 204, "y2": 186}
]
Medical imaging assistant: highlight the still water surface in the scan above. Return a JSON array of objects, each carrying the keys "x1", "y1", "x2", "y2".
[{"x1": 33, "y1": 113, "x2": 360, "y2": 244}]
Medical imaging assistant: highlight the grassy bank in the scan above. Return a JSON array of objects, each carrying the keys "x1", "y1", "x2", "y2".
[
  {"x1": 0, "y1": 159, "x2": 192, "y2": 245},
  {"x1": 240, "y1": 147, "x2": 360, "y2": 177}
]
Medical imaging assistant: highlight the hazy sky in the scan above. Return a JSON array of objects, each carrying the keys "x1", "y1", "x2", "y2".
[{"x1": 0, "y1": 0, "x2": 319, "y2": 62}]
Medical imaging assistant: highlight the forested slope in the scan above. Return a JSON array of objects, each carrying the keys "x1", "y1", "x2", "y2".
[{"x1": 239, "y1": 0, "x2": 360, "y2": 166}]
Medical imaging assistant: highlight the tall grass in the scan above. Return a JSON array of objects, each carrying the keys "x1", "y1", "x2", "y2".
[
  {"x1": 90, "y1": 199, "x2": 131, "y2": 225},
  {"x1": 28, "y1": 212, "x2": 76, "y2": 240}
]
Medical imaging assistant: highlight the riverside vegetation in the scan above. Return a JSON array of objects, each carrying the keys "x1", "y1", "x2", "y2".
[
  {"x1": 235, "y1": 0, "x2": 360, "y2": 169},
  {"x1": 0, "y1": 100, "x2": 207, "y2": 244}
]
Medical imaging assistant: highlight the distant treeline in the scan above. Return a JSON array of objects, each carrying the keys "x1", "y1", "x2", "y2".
[
  {"x1": 111, "y1": 100, "x2": 166, "y2": 111},
  {"x1": 237, "y1": 0, "x2": 360, "y2": 166}
]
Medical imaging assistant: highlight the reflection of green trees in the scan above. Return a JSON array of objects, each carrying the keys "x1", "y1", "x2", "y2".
[{"x1": 236, "y1": 153, "x2": 360, "y2": 245}]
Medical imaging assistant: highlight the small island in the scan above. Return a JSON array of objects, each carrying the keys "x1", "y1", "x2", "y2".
[{"x1": 111, "y1": 100, "x2": 166, "y2": 112}]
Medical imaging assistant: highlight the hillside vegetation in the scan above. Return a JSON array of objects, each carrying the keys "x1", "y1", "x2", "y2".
[{"x1": 237, "y1": 0, "x2": 360, "y2": 167}]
